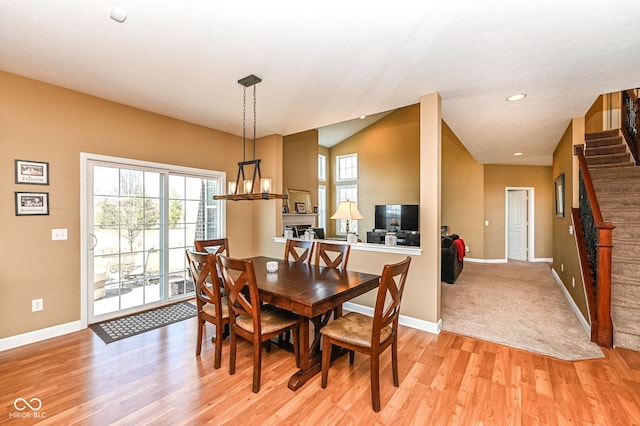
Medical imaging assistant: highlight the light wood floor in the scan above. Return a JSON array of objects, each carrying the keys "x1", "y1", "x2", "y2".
[{"x1": 1, "y1": 318, "x2": 640, "y2": 425}]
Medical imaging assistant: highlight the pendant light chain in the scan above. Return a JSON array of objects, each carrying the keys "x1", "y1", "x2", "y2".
[
  {"x1": 242, "y1": 86, "x2": 247, "y2": 162},
  {"x1": 253, "y1": 84, "x2": 257, "y2": 161}
]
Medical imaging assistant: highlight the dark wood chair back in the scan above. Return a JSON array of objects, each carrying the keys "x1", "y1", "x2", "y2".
[
  {"x1": 194, "y1": 238, "x2": 229, "y2": 256},
  {"x1": 313, "y1": 241, "x2": 350, "y2": 270},
  {"x1": 185, "y1": 249, "x2": 229, "y2": 368},
  {"x1": 373, "y1": 256, "x2": 411, "y2": 340},
  {"x1": 284, "y1": 239, "x2": 314, "y2": 264},
  {"x1": 217, "y1": 255, "x2": 260, "y2": 332},
  {"x1": 217, "y1": 254, "x2": 300, "y2": 393},
  {"x1": 320, "y1": 256, "x2": 412, "y2": 412}
]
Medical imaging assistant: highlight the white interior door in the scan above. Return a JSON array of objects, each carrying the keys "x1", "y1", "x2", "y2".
[{"x1": 507, "y1": 190, "x2": 528, "y2": 261}]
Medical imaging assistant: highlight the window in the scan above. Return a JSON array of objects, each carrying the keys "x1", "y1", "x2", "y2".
[
  {"x1": 318, "y1": 184, "x2": 326, "y2": 229},
  {"x1": 336, "y1": 154, "x2": 357, "y2": 181},
  {"x1": 318, "y1": 154, "x2": 326, "y2": 182},
  {"x1": 335, "y1": 185, "x2": 359, "y2": 234}
]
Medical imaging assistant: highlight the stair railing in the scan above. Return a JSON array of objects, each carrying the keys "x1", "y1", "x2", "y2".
[
  {"x1": 622, "y1": 89, "x2": 640, "y2": 165},
  {"x1": 574, "y1": 146, "x2": 614, "y2": 347}
]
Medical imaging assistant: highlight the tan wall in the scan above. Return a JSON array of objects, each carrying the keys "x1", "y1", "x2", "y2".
[
  {"x1": 585, "y1": 95, "x2": 605, "y2": 134},
  {"x1": 483, "y1": 165, "x2": 553, "y2": 260},
  {"x1": 283, "y1": 130, "x2": 319, "y2": 210},
  {"x1": 441, "y1": 122, "x2": 485, "y2": 258},
  {"x1": 328, "y1": 105, "x2": 420, "y2": 237},
  {"x1": 0, "y1": 71, "x2": 259, "y2": 338},
  {"x1": 553, "y1": 119, "x2": 589, "y2": 320}
]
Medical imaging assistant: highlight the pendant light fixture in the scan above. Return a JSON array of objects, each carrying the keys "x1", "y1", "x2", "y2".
[{"x1": 214, "y1": 74, "x2": 287, "y2": 201}]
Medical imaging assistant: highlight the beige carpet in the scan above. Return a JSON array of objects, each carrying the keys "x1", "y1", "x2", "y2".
[{"x1": 441, "y1": 261, "x2": 604, "y2": 360}]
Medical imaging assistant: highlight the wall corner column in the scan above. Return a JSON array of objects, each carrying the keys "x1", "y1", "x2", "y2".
[{"x1": 420, "y1": 92, "x2": 442, "y2": 322}]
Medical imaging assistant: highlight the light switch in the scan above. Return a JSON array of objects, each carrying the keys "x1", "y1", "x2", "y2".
[
  {"x1": 52, "y1": 228, "x2": 68, "y2": 240},
  {"x1": 485, "y1": 220, "x2": 489, "y2": 226}
]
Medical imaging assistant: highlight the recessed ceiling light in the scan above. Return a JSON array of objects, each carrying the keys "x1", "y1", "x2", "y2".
[
  {"x1": 360, "y1": 115, "x2": 366, "y2": 119},
  {"x1": 513, "y1": 152, "x2": 523, "y2": 156},
  {"x1": 507, "y1": 94, "x2": 527, "y2": 102}
]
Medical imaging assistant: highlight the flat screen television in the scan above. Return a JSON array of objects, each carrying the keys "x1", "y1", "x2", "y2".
[{"x1": 374, "y1": 204, "x2": 419, "y2": 232}]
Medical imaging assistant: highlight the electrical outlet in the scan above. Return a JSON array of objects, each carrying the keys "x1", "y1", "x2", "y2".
[
  {"x1": 465, "y1": 246, "x2": 470, "y2": 253},
  {"x1": 32, "y1": 298, "x2": 43, "y2": 312},
  {"x1": 561, "y1": 263, "x2": 564, "y2": 272},
  {"x1": 572, "y1": 277, "x2": 575, "y2": 288}
]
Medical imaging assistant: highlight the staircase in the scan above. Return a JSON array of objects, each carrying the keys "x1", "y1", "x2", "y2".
[{"x1": 586, "y1": 129, "x2": 640, "y2": 351}]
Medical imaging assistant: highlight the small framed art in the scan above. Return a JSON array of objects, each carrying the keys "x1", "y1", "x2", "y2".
[
  {"x1": 15, "y1": 160, "x2": 49, "y2": 185},
  {"x1": 295, "y1": 202, "x2": 307, "y2": 214},
  {"x1": 15, "y1": 192, "x2": 50, "y2": 216}
]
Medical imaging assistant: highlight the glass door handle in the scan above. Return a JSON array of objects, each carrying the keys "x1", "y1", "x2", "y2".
[{"x1": 89, "y1": 233, "x2": 98, "y2": 251}]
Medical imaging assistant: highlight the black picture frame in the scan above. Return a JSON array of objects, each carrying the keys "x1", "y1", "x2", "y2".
[
  {"x1": 15, "y1": 192, "x2": 50, "y2": 216},
  {"x1": 555, "y1": 173, "x2": 565, "y2": 218},
  {"x1": 295, "y1": 202, "x2": 306, "y2": 214},
  {"x1": 15, "y1": 159, "x2": 49, "y2": 185}
]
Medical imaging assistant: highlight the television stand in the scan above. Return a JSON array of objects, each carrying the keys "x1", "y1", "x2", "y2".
[{"x1": 366, "y1": 230, "x2": 420, "y2": 246}]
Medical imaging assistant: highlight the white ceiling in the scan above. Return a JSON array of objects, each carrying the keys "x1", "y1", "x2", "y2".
[{"x1": 2, "y1": 1, "x2": 640, "y2": 165}]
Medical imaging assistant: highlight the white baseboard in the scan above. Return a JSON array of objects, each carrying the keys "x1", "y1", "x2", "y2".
[
  {"x1": 466, "y1": 257, "x2": 552, "y2": 264},
  {"x1": 343, "y1": 302, "x2": 441, "y2": 335},
  {"x1": 465, "y1": 257, "x2": 507, "y2": 263},
  {"x1": 0, "y1": 321, "x2": 84, "y2": 352},
  {"x1": 550, "y1": 268, "x2": 591, "y2": 337}
]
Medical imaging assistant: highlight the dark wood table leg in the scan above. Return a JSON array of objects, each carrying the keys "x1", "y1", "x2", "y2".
[{"x1": 288, "y1": 311, "x2": 337, "y2": 391}]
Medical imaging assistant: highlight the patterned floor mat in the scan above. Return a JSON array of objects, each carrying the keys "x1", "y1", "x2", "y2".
[{"x1": 90, "y1": 301, "x2": 197, "y2": 344}]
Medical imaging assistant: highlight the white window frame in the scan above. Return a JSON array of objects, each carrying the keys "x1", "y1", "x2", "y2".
[
  {"x1": 318, "y1": 184, "x2": 327, "y2": 230},
  {"x1": 318, "y1": 154, "x2": 326, "y2": 182},
  {"x1": 335, "y1": 184, "x2": 359, "y2": 235},
  {"x1": 336, "y1": 153, "x2": 358, "y2": 182}
]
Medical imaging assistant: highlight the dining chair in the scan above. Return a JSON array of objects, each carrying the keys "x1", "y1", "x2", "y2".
[
  {"x1": 313, "y1": 241, "x2": 350, "y2": 270},
  {"x1": 217, "y1": 254, "x2": 301, "y2": 393},
  {"x1": 284, "y1": 238, "x2": 314, "y2": 264},
  {"x1": 320, "y1": 256, "x2": 412, "y2": 412},
  {"x1": 185, "y1": 249, "x2": 229, "y2": 369},
  {"x1": 313, "y1": 241, "x2": 351, "y2": 318},
  {"x1": 194, "y1": 238, "x2": 229, "y2": 256}
]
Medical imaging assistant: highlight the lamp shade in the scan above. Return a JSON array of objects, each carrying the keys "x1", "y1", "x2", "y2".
[{"x1": 330, "y1": 201, "x2": 364, "y2": 221}]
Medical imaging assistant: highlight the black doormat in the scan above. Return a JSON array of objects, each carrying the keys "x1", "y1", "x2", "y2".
[{"x1": 90, "y1": 302, "x2": 197, "y2": 344}]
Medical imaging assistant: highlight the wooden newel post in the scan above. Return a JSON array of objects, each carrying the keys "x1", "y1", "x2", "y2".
[{"x1": 596, "y1": 222, "x2": 614, "y2": 348}]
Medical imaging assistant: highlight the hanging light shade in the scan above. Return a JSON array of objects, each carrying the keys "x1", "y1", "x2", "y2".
[{"x1": 214, "y1": 74, "x2": 287, "y2": 201}]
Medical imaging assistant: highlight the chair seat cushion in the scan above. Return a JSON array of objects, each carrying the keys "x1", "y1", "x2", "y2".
[
  {"x1": 236, "y1": 305, "x2": 298, "y2": 335},
  {"x1": 320, "y1": 312, "x2": 392, "y2": 348},
  {"x1": 201, "y1": 296, "x2": 229, "y2": 319}
]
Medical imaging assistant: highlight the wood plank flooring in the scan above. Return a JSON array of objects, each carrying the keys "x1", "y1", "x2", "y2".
[{"x1": 1, "y1": 318, "x2": 640, "y2": 425}]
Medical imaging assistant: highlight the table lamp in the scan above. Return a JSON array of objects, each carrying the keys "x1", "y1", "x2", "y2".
[{"x1": 330, "y1": 200, "x2": 364, "y2": 243}]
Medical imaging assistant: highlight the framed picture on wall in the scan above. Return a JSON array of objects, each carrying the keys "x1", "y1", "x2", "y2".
[
  {"x1": 15, "y1": 159, "x2": 49, "y2": 185},
  {"x1": 555, "y1": 173, "x2": 565, "y2": 218},
  {"x1": 15, "y1": 192, "x2": 50, "y2": 216}
]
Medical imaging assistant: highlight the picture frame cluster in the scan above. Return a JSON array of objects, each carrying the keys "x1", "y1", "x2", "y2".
[{"x1": 14, "y1": 159, "x2": 50, "y2": 216}]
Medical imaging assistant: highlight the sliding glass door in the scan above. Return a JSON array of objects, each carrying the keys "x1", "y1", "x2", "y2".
[{"x1": 86, "y1": 156, "x2": 224, "y2": 323}]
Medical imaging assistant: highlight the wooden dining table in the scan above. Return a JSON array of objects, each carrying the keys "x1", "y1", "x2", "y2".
[{"x1": 246, "y1": 256, "x2": 381, "y2": 391}]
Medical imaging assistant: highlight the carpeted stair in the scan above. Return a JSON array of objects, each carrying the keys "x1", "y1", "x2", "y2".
[{"x1": 586, "y1": 129, "x2": 640, "y2": 351}]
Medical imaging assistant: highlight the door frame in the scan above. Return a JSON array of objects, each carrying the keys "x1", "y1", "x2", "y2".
[
  {"x1": 80, "y1": 152, "x2": 226, "y2": 328},
  {"x1": 504, "y1": 187, "x2": 535, "y2": 262}
]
